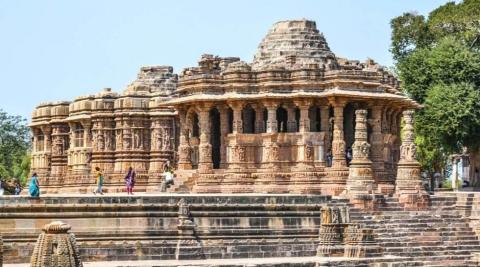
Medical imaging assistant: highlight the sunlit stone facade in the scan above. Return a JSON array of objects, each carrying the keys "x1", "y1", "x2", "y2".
[
  {"x1": 30, "y1": 20, "x2": 426, "y2": 206},
  {"x1": 30, "y1": 66, "x2": 177, "y2": 193}
]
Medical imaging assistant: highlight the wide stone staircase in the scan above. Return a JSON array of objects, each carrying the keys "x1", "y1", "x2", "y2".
[
  {"x1": 2, "y1": 193, "x2": 480, "y2": 266},
  {"x1": 349, "y1": 195, "x2": 480, "y2": 266}
]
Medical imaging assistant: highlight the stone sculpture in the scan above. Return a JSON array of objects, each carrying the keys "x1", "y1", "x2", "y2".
[{"x1": 30, "y1": 221, "x2": 82, "y2": 267}]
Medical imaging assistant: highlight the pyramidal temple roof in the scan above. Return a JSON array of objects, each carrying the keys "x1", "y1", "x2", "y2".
[{"x1": 252, "y1": 19, "x2": 336, "y2": 70}]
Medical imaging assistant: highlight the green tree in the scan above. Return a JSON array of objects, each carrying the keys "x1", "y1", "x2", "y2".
[
  {"x1": 390, "y1": 0, "x2": 480, "y2": 180},
  {"x1": 0, "y1": 109, "x2": 31, "y2": 184},
  {"x1": 391, "y1": 0, "x2": 480, "y2": 61},
  {"x1": 397, "y1": 38, "x2": 480, "y2": 103},
  {"x1": 417, "y1": 83, "x2": 480, "y2": 152}
]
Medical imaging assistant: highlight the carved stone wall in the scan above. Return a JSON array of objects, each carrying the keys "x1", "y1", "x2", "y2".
[{"x1": 30, "y1": 19, "x2": 420, "y2": 195}]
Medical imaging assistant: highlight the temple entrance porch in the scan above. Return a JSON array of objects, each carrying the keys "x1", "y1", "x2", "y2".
[{"x1": 174, "y1": 98, "x2": 403, "y2": 196}]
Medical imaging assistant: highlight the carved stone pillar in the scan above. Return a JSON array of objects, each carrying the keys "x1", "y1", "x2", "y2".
[
  {"x1": 198, "y1": 104, "x2": 213, "y2": 173},
  {"x1": 296, "y1": 101, "x2": 310, "y2": 133},
  {"x1": 265, "y1": 102, "x2": 278, "y2": 133},
  {"x1": 346, "y1": 109, "x2": 377, "y2": 209},
  {"x1": 177, "y1": 108, "x2": 192, "y2": 170},
  {"x1": 219, "y1": 105, "x2": 230, "y2": 168},
  {"x1": 230, "y1": 102, "x2": 243, "y2": 134},
  {"x1": 370, "y1": 105, "x2": 388, "y2": 192},
  {"x1": 286, "y1": 105, "x2": 297, "y2": 132},
  {"x1": 320, "y1": 105, "x2": 331, "y2": 156},
  {"x1": 50, "y1": 124, "x2": 69, "y2": 178},
  {"x1": 149, "y1": 117, "x2": 175, "y2": 175},
  {"x1": 324, "y1": 99, "x2": 349, "y2": 195},
  {"x1": 34, "y1": 125, "x2": 52, "y2": 177},
  {"x1": 253, "y1": 104, "x2": 265, "y2": 133},
  {"x1": 42, "y1": 126, "x2": 52, "y2": 153},
  {"x1": 81, "y1": 122, "x2": 92, "y2": 148},
  {"x1": 395, "y1": 110, "x2": 429, "y2": 209}
]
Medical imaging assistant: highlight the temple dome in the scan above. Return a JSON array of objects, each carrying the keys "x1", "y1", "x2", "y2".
[{"x1": 252, "y1": 19, "x2": 337, "y2": 70}]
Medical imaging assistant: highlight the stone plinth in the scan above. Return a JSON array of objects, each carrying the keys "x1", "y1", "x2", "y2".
[
  {"x1": 344, "y1": 224, "x2": 382, "y2": 258},
  {"x1": 31, "y1": 221, "x2": 82, "y2": 267},
  {"x1": 317, "y1": 206, "x2": 349, "y2": 256}
]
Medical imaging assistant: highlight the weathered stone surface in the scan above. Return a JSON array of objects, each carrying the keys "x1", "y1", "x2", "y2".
[
  {"x1": 30, "y1": 221, "x2": 82, "y2": 267},
  {"x1": 252, "y1": 20, "x2": 336, "y2": 70},
  {"x1": 395, "y1": 110, "x2": 429, "y2": 209},
  {"x1": 29, "y1": 19, "x2": 416, "y2": 196}
]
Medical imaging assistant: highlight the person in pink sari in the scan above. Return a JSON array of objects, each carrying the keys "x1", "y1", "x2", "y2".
[{"x1": 124, "y1": 167, "x2": 136, "y2": 195}]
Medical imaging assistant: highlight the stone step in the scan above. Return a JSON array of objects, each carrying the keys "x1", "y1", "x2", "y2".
[{"x1": 380, "y1": 240, "x2": 480, "y2": 247}]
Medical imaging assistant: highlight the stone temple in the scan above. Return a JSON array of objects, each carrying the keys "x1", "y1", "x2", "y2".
[
  {"x1": 29, "y1": 20, "x2": 424, "y2": 207},
  {"x1": 3, "y1": 19, "x2": 477, "y2": 266}
]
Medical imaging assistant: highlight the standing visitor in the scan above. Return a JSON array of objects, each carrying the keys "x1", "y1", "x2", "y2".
[
  {"x1": 161, "y1": 160, "x2": 175, "y2": 192},
  {"x1": 93, "y1": 167, "x2": 104, "y2": 195},
  {"x1": 29, "y1": 173, "x2": 40, "y2": 198},
  {"x1": 326, "y1": 149, "x2": 333, "y2": 167},
  {"x1": 14, "y1": 180, "x2": 22, "y2": 195},
  {"x1": 0, "y1": 179, "x2": 4, "y2": 196},
  {"x1": 124, "y1": 167, "x2": 136, "y2": 195},
  {"x1": 346, "y1": 147, "x2": 353, "y2": 166}
]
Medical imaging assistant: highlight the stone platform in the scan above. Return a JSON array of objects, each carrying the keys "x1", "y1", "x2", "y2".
[
  {"x1": 1, "y1": 193, "x2": 480, "y2": 266},
  {"x1": 3, "y1": 255, "x2": 409, "y2": 267}
]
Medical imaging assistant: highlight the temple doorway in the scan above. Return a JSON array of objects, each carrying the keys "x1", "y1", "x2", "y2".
[
  {"x1": 243, "y1": 104, "x2": 256, "y2": 133},
  {"x1": 344, "y1": 103, "x2": 356, "y2": 150},
  {"x1": 210, "y1": 108, "x2": 221, "y2": 169},
  {"x1": 277, "y1": 106, "x2": 288, "y2": 132}
]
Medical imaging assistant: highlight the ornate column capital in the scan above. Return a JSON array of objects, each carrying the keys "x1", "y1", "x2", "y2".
[
  {"x1": 197, "y1": 101, "x2": 214, "y2": 112},
  {"x1": 328, "y1": 97, "x2": 347, "y2": 108},
  {"x1": 293, "y1": 98, "x2": 312, "y2": 108}
]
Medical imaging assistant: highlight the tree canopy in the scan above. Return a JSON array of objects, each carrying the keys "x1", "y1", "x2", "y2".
[
  {"x1": 390, "y1": 0, "x2": 480, "y2": 176},
  {"x1": 0, "y1": 109, "x2": 31, "y2": 184}
]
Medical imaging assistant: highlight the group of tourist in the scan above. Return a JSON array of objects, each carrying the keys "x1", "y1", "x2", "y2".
[
  {"x1": 93, "y1": 166, "x2": 137, "y2": 195},
  {"x1": 24, "y1": 161, "x2": 175, "y2": 198}
]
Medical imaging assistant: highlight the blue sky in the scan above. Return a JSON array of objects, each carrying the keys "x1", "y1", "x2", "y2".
[{"x1": 0, "y1": 0, "x2": 451, "y2": 119}]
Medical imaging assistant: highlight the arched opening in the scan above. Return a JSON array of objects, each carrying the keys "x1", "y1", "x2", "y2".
[
  {"x1": 192, "y1": 113, "x2": 199, "y2": 138},
  {"x1": 367, "y1": 108, "x2": 373, "y2": 144},
  {"x1": 343, "y1": 103, "x2": 356, "y2": 150},
  {"x1": 309, "y1": 107, "x2": 321, "y2": 132},
  {"x1": 295, "y1": 107, "x2": 300, "y2": 132},
  {"x1": 263, "y1": 109, "x2": 268, "y2": 131},
  {"x1": 343, "y1": 103, "x2": 356, "y2": 166},
  {"x1": 242, "y1": 104, "x2": 256, "y2": 134},
  {"x1": 210, "y1": 108, "x2": 221, "y2": 169},
  {"x1": 277, "y1": 106, "x2": 288, "y2": 132},
  {"x1": 228, "y1": 108, "x2": 233, "y2": 133},
  {"x1": 187, "y1": 111, "x2": 200, "y2": 170}
]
